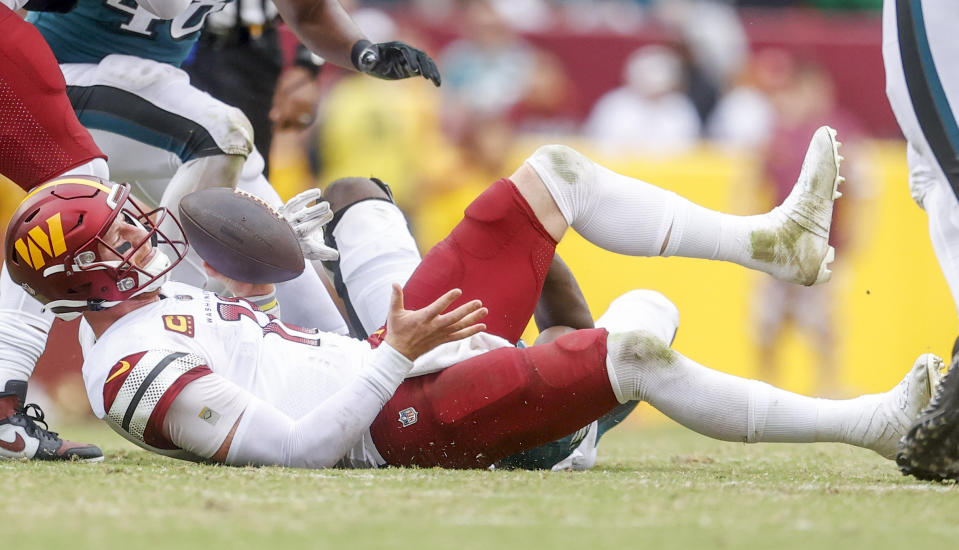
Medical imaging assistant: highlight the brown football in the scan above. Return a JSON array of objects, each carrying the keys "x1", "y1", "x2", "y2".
[{"x1": 178, "y1": 188, "x2": 304, "y2": 284}]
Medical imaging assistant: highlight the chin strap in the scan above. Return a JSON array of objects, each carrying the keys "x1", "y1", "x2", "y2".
[
  {"x1": 44, "y1": 250, "x2": 174, "y2": 320},
  {"x1": 130, "y1": 249, "x2": 172, "y2": 297}
]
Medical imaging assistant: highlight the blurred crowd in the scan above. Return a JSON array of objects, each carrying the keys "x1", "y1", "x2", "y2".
[
  {"x1": 280, "y1": 0, "x2": 880, "y2": 229},
  {"x1": 276, "y1": 0, "x2": 885, "y2": 393},
  {"x1": 0, "y1": 0, "x2": 891, "y2": 408}
]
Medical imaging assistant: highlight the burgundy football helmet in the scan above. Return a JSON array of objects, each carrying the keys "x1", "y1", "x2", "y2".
[{"x1": 4, "y1": 176, "x2": 188, "y2": 320}]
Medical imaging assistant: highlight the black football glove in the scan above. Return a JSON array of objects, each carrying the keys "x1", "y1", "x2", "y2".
[{"x1": 351, "y1": 40, "x2": 441, "y2": 87}]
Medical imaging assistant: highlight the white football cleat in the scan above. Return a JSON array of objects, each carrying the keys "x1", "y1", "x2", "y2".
[
  {"x1": 750, "y1": 125, "x2": 844, "y2": 286},
  {"x1": 860, "y1": 354, "x2": 943, "y2": 459}
]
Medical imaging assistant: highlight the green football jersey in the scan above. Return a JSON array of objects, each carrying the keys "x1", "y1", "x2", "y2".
[{"x1": 28, "y1": 0, "x2": 229, "y2": 66}]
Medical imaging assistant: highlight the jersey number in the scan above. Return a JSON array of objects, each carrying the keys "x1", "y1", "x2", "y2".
[
  {"x1": 105, "y1": 0, "x2": 220, "y2": 39},
  {"x1": 217, "y1": 301, "x2": 321, "y2": 347}
]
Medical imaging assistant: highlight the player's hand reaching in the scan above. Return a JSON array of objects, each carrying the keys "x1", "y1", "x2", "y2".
[
  {"x1": 351, "y1": 40, "x2": 441, "y2": 87},
  {"x1": 279, "y1": 188, "x2": 339, "y2": 261},
  {"x1": 385, "y1": 284, "x2": 487, "y2": 361}
]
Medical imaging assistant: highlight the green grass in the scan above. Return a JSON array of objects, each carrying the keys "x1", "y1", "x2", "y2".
[{"x1": 4, "y1": 421, "x2": 959, "y2": 550}]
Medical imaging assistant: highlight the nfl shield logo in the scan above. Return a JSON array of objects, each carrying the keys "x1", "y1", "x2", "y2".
[{"x1": 398, "y1": 407, "x2": 418, "y2": 427}]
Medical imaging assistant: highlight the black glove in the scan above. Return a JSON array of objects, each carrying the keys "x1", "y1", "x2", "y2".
[{"x1": 351, "y1": 40, "x2": 441, "y2": 87}]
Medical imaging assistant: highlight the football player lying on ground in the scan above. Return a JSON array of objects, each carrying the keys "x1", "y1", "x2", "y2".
[
  {"x1": 307, "y1": 180, "x2": 653, "y2": 470},
  {"x1": 5, "y1": 127, "x2": 943, "y2": 469},
  {"x1": 187, "y1": 182, "x2": 639, "y2": 470}
]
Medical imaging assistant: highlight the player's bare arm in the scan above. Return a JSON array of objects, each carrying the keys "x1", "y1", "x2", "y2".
[{"x1": 272, "y1": 0, "x2": 440, "y2": 86}]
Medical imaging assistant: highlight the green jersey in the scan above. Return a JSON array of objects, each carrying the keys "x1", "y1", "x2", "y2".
[{"x1": 28, "y1": 0, "x2": 229, "y2": 66}]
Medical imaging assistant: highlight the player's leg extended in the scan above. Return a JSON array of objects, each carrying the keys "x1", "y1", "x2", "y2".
[
  {"x1": 62, "y1": 55, "x2": 251, "y2": 206},
  {"x1": 372, "y1": 291, "x2": 683, "y2": 470},
  {"x1": 323, "y1": 179, "x2": 635, "y2": 469},
  {"x1": 604, "y1": 332, "x2": 941, "y2": 459},
  {"x1": 371, "y1": 328, "x2": 621, "y2": 468},
  {"x1": 885, "y1": 0, "x2": 959, "y2": 319},
  {"x1": 512, "y1": 127, "x2": 844, "y2": 286}
]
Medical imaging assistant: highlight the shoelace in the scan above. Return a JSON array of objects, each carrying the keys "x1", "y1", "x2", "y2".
[{"x1": 18, "y1": 403, "x2": 60, "y2": 441}]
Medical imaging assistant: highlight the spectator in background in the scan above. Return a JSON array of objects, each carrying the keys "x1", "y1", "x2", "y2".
[
  {"x1": 707, "y1": 48, "x2": 793, "y2": 150},
  {"x1": 654, "y1": 0, "x2": 748, "y2": 125},
  {"x1": 507, "y1": 49, "x2": 581, "y2": 136},
  {"x1": 583, "y1": 44, "x2": 701, "y2": 153},
  {"x1": 183, "y1": 0, "x2": 324, "y2": 176},
  {"x1": 315, "y1": 9, "x2": 449, "y2": 227},
  {"x1": 416, "y1": 113, "x2": 518, "y2": 246},
  {"x1": 439, "y1": 0, "x2": 537, "y2": 122}
]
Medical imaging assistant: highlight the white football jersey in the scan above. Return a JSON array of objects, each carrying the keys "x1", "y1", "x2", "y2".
[{"x1": 79, "y1": 281, "x2": 382, "y2": 466}]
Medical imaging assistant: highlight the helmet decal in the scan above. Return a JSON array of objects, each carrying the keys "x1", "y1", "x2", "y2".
[{"x1": 13, "y1": 212, "x2": 67, "y2": 270}]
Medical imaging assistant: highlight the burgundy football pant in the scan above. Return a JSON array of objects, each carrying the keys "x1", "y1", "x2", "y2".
[
  {"x1": 370, "y1": 178, "x2": 620, "y2": 468},
  {"x1": 0, "y1": 5, "x2": 104, "y2": 191}
]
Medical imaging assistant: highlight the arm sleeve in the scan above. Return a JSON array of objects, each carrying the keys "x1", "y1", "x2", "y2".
[
  {"x1": 134, "y1": 0, "x2": 189, "y2": 19},
  {"x1": 164, "y1": 342, "x2": 413, "y2": 468}
]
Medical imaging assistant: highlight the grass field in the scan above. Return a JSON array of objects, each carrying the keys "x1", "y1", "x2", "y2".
[{"x1": 5, "y1": 419, "x2": 959, "y2": 550}]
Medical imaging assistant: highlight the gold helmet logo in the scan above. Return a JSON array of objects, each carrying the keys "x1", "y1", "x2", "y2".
[{"x1": 14, "y1": 213, "x2": 67, "y2": 270}]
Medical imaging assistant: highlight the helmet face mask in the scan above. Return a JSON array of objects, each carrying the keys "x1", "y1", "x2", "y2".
[{"x1": 5, "y1": 177, "x2": 188, "y2": 320}]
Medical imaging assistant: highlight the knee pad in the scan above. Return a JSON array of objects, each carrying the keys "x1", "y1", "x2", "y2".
[
  {"x1": 596, "y1": 290, "x2": 680, "y2": 345},
  {"x1": 526, "y1": 144, "x2": 595, "y2": 187},
  {"x1": 524, "y1": 144, "x2": 597, "y2": 227},
  {"x1": 605, "y1": 329, "x2": 677, "y2": 402},
  {"x1": 907, "y1": 142, "x2": 939, "y2": 209},
  {"x1": 525, "y1": 328, "x2": 610, "y2": 389}
]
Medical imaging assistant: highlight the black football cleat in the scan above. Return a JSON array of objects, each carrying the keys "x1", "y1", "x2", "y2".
[
  {"x1": 0, "y1": 380, "x2": 103, "y2": 462},
  {"x1": 897, "y1": 356, "x2": 959, "y2": 481}
]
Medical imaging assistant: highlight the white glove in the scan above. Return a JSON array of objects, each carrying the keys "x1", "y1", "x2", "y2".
[{"x1": 279, "y1": 188, "x2": 339, "y2": 261}]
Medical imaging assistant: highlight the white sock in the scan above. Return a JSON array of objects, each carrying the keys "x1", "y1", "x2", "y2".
[
  {"x1": 526, "y1": 144, "x2": 768, "y2": 262},
  {"x1": 605, "y1": 331, "x2": 894, "y2": 451},
  {"x1": 0, "y1": 264, "x2": 51, "y2": 384}
]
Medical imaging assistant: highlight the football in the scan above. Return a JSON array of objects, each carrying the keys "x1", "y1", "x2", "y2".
[{"x1": 178, "y1": 187, "x2": 304, "y2": 284}]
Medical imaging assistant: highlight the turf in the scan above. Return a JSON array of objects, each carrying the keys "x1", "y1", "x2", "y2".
[{"x1": 5, "y1": 420, "x2": 959, "y2": 550}]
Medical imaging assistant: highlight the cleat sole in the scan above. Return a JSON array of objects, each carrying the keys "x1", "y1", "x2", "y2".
[{"x1": 898, "y1": 358, "x2": 959, "y2": 481}]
